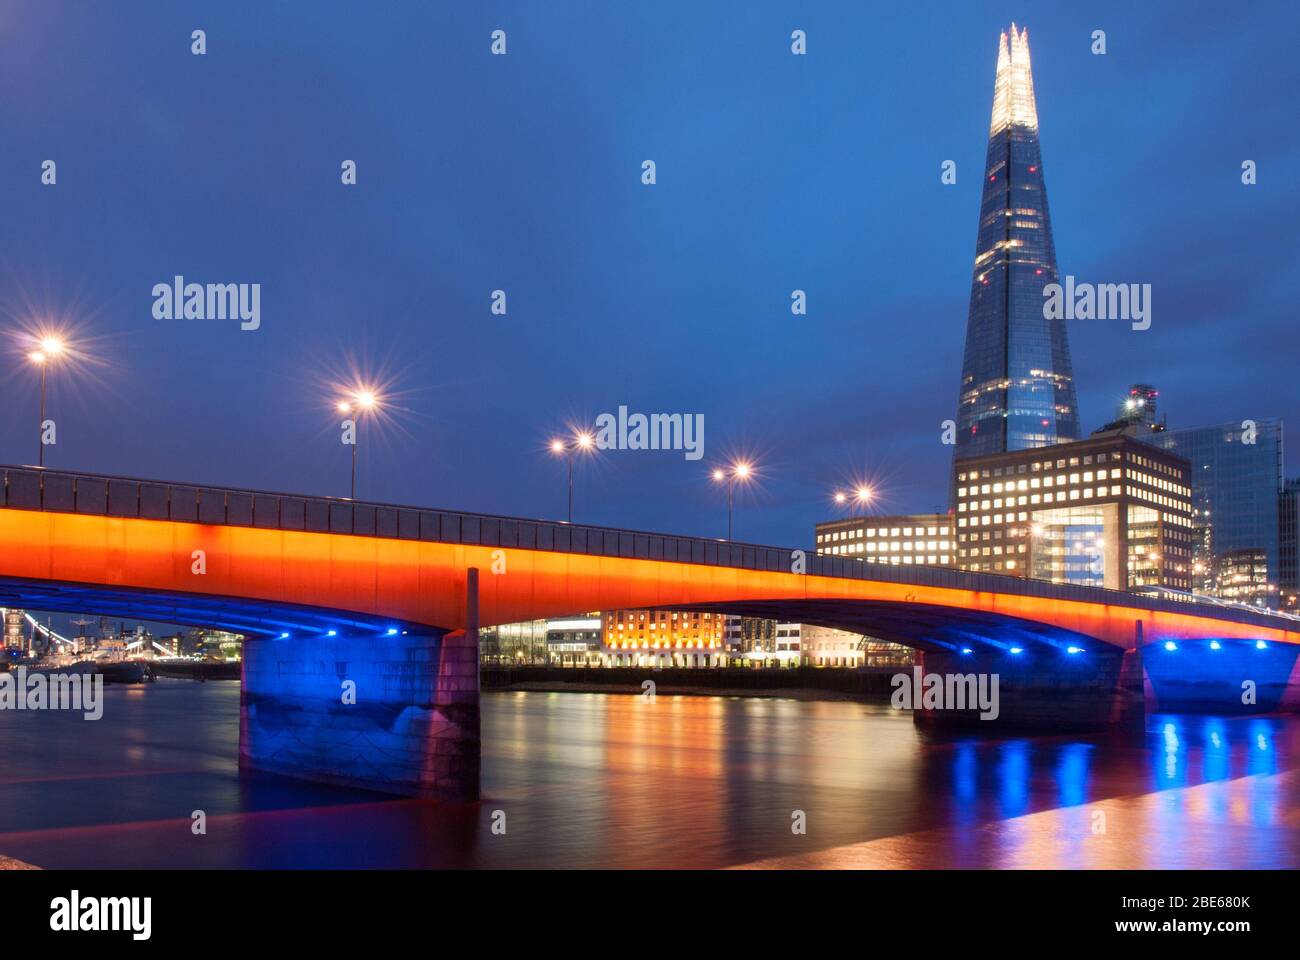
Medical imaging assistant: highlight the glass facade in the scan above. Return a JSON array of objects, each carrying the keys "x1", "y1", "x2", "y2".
[
  {"x1": 954, "y1": 435, "x2": 1193, "y2": 590},
  {"x1": 1028, "y1": 504, "x2": 1116, "y2": 588},
  {"x1": 480, "y1": 619, "x2": 550, "y2": 664},
  {"x1": 955, "y1": 24, "x2": 1080, "y2": 461},
  {"x1": 545, "y1": 617, "x2": 603, "y2": 665},
  {"x1": 1281, "y1": 478, "x2": 1300, "y2": 610},
  {"x1": 1143, "y1": 421, "x2": 1284, "y2": 604}
]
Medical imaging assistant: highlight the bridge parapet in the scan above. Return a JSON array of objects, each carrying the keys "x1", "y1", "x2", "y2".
[{"x1": 4, "y1": 464, "x2": 1298, "y2": 638}]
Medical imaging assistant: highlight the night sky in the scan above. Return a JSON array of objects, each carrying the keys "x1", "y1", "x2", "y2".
[{"x1": 3, "y1": 1, "x2": 1298, "y2": 555}]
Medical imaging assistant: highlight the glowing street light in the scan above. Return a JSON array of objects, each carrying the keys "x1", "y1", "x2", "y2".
[
  {"x1": 338, "y1": 389, "x2": 381, "y2": 499},
  {"x1": 549, "y1": 430, "x2": 596, "y2": 523},
  {"x1": 832, "y1": 484, "x2": 874, "y2": 514},
  {"x1": 712, "y1": 461, "x2": 754, "y2": 541},
  {"x1": 28, "y1": 335, "x2": 67, "y2": 468}
]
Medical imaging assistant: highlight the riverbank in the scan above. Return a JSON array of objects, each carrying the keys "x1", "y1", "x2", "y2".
[
  {"x1": 151, "y1": 660, "x2": 241, "y2": 680},
  {"x1": 482, "y1": 666, "x2": 901, "y2": 702}
]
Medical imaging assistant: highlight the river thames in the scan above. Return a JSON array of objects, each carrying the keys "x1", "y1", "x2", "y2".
[{"x1": 1, "y1": 679, "x2": 1297, "y2": 869}]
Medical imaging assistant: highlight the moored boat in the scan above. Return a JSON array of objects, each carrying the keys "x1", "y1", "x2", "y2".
[{"x1": 95, "y1": 660, "x2": 154, "y2": 684}]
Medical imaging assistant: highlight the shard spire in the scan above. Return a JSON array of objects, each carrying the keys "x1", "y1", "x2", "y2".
[
  {"x1": 953, "y1": 24, "x2": 1079, "y2": 461},
  {"x1": 989, "y1": 23, "x2": 1039, "y2": 135}
]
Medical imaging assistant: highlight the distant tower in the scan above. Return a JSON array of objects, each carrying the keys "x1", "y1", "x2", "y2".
[
  {"x1": 3, "y1": 609, "x2": 25, "y2": 651},
  {"x1": 1117, "y1": 384, "x2": 1159, "y2": 428},
  {"x1": 954, "y1": 24, "x2": 1080, "y2": 460}
]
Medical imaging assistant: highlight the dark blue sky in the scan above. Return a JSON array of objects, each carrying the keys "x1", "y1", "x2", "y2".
[{"x1": 3, "y1": 1, "x2": 1298, "y2": 550}]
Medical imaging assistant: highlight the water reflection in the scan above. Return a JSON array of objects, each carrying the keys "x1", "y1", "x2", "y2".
[
  {"x1": 0, "y1": 681, "x2": 1297, "y2": 868},
  {"x1": 1149, "y1": 713, "x2": 1281, "y2": 788}
]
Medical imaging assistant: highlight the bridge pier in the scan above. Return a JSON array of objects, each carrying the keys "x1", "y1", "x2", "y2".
[
  {"x1": 912, "y1": 644, "x2": 1140, "y2": 733},
  {"x1": 1140, "y1": 634, "x2": 1300, "y2": 715},
  {"x1": 238, "y1": 571, "x2": 481, "y2": 802}
]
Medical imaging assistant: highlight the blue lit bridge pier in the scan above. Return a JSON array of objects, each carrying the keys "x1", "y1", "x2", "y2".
[
  {"x1": 239, "y1": 572, "x2": 482, "y2": 802},
  {"x1": 913, "y1": 641, "x2": 1141, "y2": 733}
]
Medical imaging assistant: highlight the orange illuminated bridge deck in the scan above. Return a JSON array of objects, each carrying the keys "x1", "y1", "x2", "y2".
[{"x1": 1, "y1": 465, "x2": 1298, "y2": 654}]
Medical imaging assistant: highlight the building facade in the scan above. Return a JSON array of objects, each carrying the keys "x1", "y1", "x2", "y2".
[
  {"x1": 184, "y1": 628, "x2": 244, "y2": 660},
  {"x1": 954, "y1": 434, "x2": 1193, "y2": 590},
  {"x1": 723, "y1": 616, "x2": 775, "y2": 656},
  {"x1": 1216, "y1": 548, "x2": 1272, "y2": 607},
  {"x1": 545, "y1": 617, "x2": 603, "y2": 665},
  {"x1": 814, "y1": 513, "x2": 954, "y2": 566},
  {"x1": 953, "y1": 23, "x2": 1080, "y2": 461},
  {"x1": 602, "y1": 609, "x2": 725, "y2": 668},
  {"x1": 480, "y1": 619, "x2": 549, "y2": 664},
  {"x1": 1279, "y1": 478, "x2": 1299, "y2": 611},
  {"x1": 1141, "y1": 420, "x2": 1284, "y2": 606}
]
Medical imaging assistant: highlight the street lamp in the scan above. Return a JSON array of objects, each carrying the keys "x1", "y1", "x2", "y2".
[
  {"x1": 28, "y1": 336, "x2": 66, "y2": 467},
  {"x1": 832, "y1": 484, "x2": 874, "y2": 514},
  {"x1": 337, "y1": 390, "x2": 379, "y2": 499},
  {"x1": 549, "y1": 430, "x2": 595, "y2": 523},
  {"x1": 712, "y1": 461, "x2": 754, "y2": 541}
]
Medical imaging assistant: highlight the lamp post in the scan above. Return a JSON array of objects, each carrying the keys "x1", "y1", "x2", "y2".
[
  {"x1": 712, "y1": 461, "x2": 753, "y2": 541},
  {"x1": 550, "y1": 431, "x2": 594, "y2": 523},
  {"x1": 337, "y1": 390, "x2": 379, "y2": 499},
  {"x1": 28, "y1": 337, "x2": 65, "y2": 468}
]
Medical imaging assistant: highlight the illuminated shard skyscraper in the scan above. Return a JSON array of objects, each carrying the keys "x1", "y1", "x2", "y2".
[{"x1": 954, "y1": 24, "x2": 1080, "y2": 460}]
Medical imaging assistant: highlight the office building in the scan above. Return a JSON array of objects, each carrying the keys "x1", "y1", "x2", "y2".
[
  {"x1": 602, "y1": 609, "x2": 725, "y2": 668},
  {"x1": 545, "y1": 616, "x2": 603, "y2": 666},
  {"x1": 954, "y1": 433, "x2": 1193, "y2": 590},
  {"x1": 1142, "y1": 419, "x2": 1284, "y2": 604},
  {"x1": 1280, "y1": 478, "x2": 1299, "y2": 611},
  {"x1": 798, "y1": 624, "x2": 865, "y2": 668},
  {"x1": 1216, "y1": 548, "x2": 1272, "y2": 607},
  {"x1": 480, "y1": 619, "x2": 549, "y2": 665},
  {"x1": 724, "y1": 616, "x2": 775, "y2": 656},
  {"x1": 815, "y1": 513, "x2": 954, "y2": 566},
  {"x1": 185, "y1": 628, "x2": 244, "y2": 661}
]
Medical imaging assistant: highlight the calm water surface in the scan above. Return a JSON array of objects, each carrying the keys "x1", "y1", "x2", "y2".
[{"x1": 1, "y1": 679, "x2": 1297, "y2": 868}]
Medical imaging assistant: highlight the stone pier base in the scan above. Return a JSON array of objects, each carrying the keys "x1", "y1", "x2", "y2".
[
  {"x1": 912, "y1": 646, "x2": 1137, "y2": 733},
  {"x1": 1141, "y1": 638, "x2": 1300, "y2": 715},
  {"x1": 239, "y1": 627, "x2": 480, "y2": 801}
]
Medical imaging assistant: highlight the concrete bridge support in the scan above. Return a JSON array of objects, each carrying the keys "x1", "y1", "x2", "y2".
[
  {"x1": 1141, "y1": 634, "x2": 1300, "y2": 715},
  {"x1": 238, "y1": 570, "x2": 481, "y2": 801},
  {"x1": 914, "y1": 620, "x2": 1300, "y2": 732},
  {"x1": 912, "y1": 641, "x2": 1139, "y2": 733}
]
